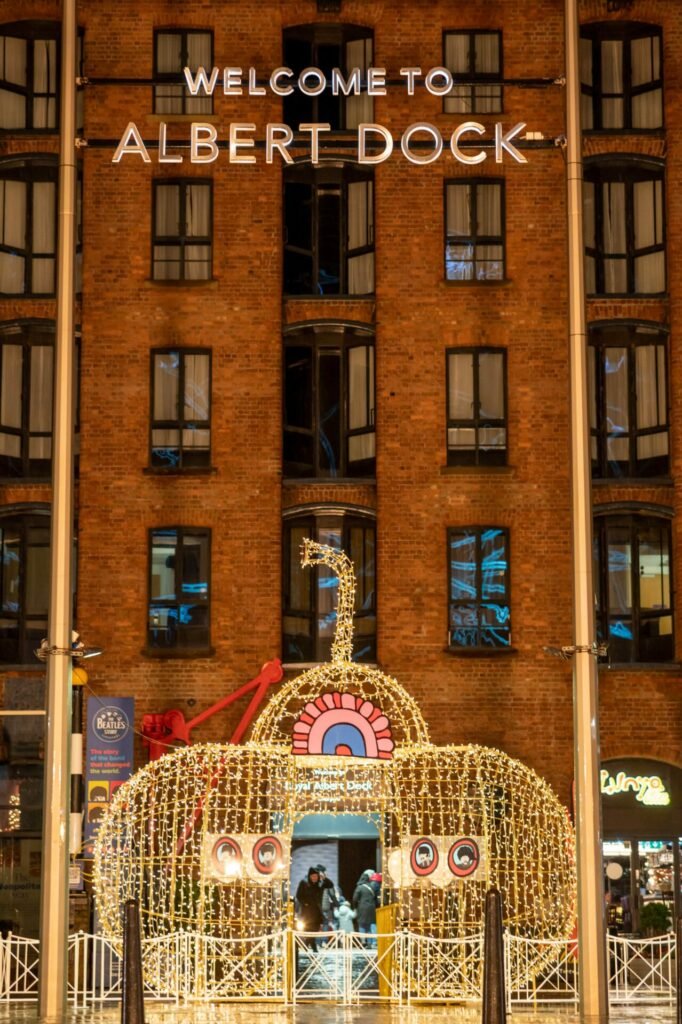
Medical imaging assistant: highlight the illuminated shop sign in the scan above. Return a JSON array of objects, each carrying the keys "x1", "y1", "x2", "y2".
[
  {"x1": 600, "y1": 769, "x2": 671, "y2": 806},
  {"x1": 112, "y1": 63, "x2": 532, "y2": 166}
]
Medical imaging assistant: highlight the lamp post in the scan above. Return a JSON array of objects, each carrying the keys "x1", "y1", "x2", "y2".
[
  {"x1": 37, "y1": 0, "x2": 77, "y2": 1015},
  {"x1": 564, "y1": 0, "x2": 609, "y2": 1018}
]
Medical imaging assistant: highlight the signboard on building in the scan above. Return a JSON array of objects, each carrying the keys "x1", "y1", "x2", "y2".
[{"x1": 83, "y1": 697, "x2": 134, "y2": 858}]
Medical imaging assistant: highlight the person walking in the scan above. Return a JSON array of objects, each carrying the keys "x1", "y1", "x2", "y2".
[
  {"x1": 352, "y1": 869, "x2": 377, "y2": 943},
  {"x1": 295, "y1": 866, "x2": 323, "y2": 949},
  {"x1": 334, "y1": 899, "x2": 357, "y2": 934},
  {"x1": 316, "y1": 863, "x2": 339, "y2": 933}
]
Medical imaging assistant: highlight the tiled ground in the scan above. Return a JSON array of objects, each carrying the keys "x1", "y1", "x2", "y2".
[{"x1": 0, "y1": 1003, "x2": 675, "y2": 1024}]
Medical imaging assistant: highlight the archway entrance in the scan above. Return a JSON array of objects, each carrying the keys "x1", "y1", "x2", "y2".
[{"x1": 94, "y1": 540, "x2": 577, "y2": 1003}]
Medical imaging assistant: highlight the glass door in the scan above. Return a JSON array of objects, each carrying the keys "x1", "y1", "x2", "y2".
[
  {"x1": 637, "y1": 839, "x2": 675, "y2": 934},
  {"x1": 603, "y1": 839, "x2": 633, "y2": 933}
]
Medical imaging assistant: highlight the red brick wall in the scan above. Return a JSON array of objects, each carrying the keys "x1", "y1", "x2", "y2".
[{"x1": 1, "y1": 0, "x2": 680, "y2": 806}]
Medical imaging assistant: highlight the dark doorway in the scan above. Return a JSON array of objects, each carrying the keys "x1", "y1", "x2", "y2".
[{"x1": 290, "y1": 813, "x2": 380, "y2": 905}]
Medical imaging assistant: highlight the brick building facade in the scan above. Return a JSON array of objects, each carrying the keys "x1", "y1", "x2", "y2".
[{"x1": 0, "y1": 0, "x2": 681, "y2": 934}]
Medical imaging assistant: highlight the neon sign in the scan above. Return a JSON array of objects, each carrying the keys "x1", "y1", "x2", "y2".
[{"x1": 600, "y1": 770, "x2": 671, "y2": 806}]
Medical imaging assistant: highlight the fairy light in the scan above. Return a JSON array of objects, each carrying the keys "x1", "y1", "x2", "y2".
[
  {"x1": 7, "y1": 793, "x2": 20, "y2": 832},
  {"x1": 94, "y1": 540, "x2": 576, "y2": 998}
]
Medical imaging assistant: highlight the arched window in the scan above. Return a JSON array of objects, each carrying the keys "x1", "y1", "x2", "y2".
[
  {"x1": 0, "y1": 22, "x2": 59, "y2": 131},
  {"x1": 0, "y1": 509, "x2": 51, "y2": 664},
  {"x1": 284, "y1": 163, "x2": 374, "y2": 296},
  {"x1": 594, "y1": 511, "x2": 673, "y2": 663},
  {"x1": 584, "y1": 158, "x2": 665, "y2": 296},
  {"x1": 588, "y1": 322, "x2": 669, "y2": 480},
  {"x1": 0, "y1": 157, "x2": 56, "y2": 296},
  {"x1": 0, "y1": 321, "x2": 80, "y2": 480},
  {"x1": 283, "y1": 24, "x2": 373, "y2": 130},
  {"x1": 284, "y1": 323, "x2": 375, "y2": 479},
  {"x1": 283, "y1": 507, "x2": 376, "y2": 664},
  {"x1": 0, "y1": 21, "x2": 84, "y2": 132},
  {"x1": 580, "y1": 23, "x2": 663, "y2": 132}
]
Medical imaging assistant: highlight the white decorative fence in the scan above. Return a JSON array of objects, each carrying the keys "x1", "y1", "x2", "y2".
[{"x1": 0, "y1": 929, "x2": 677, "y2": 1006}]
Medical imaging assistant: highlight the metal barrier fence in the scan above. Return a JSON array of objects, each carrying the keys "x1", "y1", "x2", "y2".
[{"x1": 0, "y1": 929, "x2": 677, "y2": 1006}]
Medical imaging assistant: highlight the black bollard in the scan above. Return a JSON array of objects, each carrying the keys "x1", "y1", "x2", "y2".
[
  {"x1": 677, "y1": 914, "x2": 682, "y2": 1024},
  {"x1": 482, "y1": 887, "x2": 507, "y2": 1024},
  {"x1": 121, "y1": 899, "x2": 145, "y2": 1024}
]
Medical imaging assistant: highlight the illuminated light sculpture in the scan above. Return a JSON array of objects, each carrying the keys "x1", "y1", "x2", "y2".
[{"x1": 94, "y1": 540, "x2": 576, "y2": 999}]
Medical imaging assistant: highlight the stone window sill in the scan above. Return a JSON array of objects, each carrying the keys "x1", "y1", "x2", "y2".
[
  {"x1": 140, "y1": 647, "x2": 216, "y2": 660},
  {"x1": 441, "y1": 465, "x2": 513, "y2": 476},
  {"x1": 143, "y1": 466, "x2": 217, "y2": 476},
  {"x1": 599, "y1": 661, "x2": 681, "y2": 672},
  {"x1": 144, "y1": 278, "x2": 218, "y2": 288},
  {"x1": 444, "y1": 646, "x2": 517, "y2": 657}
]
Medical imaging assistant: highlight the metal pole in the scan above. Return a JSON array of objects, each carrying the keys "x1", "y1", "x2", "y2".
[
  {"x1": 564, "y1": 0, "x2": 608, "y2": 1019},
  {"x1": 38, "y1": 0, "x2": 77, "y2": 1015}
]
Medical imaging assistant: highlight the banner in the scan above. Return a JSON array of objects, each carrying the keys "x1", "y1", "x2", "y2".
[
  {"x1": 386, "y1": 835, "x2": 487, "y2": 888},
  {"x1": 202, "y1": 833, "x2": 290, "y2": 884},
  {"x1": 83, "y1": 697, "x2": 134, "y2": 858}
]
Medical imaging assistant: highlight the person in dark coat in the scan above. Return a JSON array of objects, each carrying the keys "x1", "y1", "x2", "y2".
[
  {"x1": 295, "y1": 867, "x2": 323, "y2": 948},
  {"x1": 316, "y1": 863, "x2": 339, "y2": 932},
  {"x1": 352, "y1": 869, "x2": 377, "y2": 941}
]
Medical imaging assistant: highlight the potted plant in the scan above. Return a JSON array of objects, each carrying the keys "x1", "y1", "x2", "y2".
[
  {"x1": 628, "y1": 902, "x2": 674, "y2": 989},
  {"x1": 639, "y1": 902, "x2": 672, "y2": 937}
]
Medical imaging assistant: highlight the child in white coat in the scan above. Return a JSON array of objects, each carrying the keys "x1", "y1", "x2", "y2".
[{"x1": 334, "y1": 900, "x2": 357, "y2": 933}]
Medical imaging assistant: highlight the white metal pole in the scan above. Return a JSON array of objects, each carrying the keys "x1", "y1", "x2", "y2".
[
  {"x1": 564, "y1": 0, "x2": 609, "y2": 1019},
  {"x1": 38, "y1": 0, "x2": 77, "y2": 1015}
]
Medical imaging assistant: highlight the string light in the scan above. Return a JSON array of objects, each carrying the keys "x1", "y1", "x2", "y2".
[{"x1": 94, "y1": 540, "x2": 576, "y2": 998}]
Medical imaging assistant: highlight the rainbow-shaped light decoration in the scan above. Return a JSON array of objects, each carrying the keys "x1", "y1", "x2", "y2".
[
  {"x1": 290, "y1": 539, "x2": 395, "y2": 760},
  {"x1": 292, "y1": 691, "x2": 394, "y2": 759}
]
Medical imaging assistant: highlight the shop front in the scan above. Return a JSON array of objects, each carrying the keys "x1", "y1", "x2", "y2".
[{"x1": 601, "y1": 758, "x2": 682, "y2": 935}]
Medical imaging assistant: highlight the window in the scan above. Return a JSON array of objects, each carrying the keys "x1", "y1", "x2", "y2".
[
  {"x1": 445, "y1": 180, "x2": 504, "y2": 281},
  {"x1": 0, "y1": 512, "x2": 50, "y2": 664},
  {"x1": 0, "y1": 158, "x2": 82, "y2": 296},
  {"x1": 584, "y1": 159, "x2": 665, "y2": 296},
  {"x1": 0, "y1": 22, "x2": 58, "y2": 131},
  {"x1": 448, "y1": 527, "x2": 511, "y2": 649},
  {"x1": 284, "y1": 164, "x2": 374, "y2": 296},
  {"x1": 446, "y1": 348, "x2": 506, "y2": 466},
  {"x1": 283, "y1": 24, "x2": 373, "y2": 130},
  {"x1": 580, "y1": 23, "x2": 663, "y2": 132},
  {"x1": 0, "y1": 321, "x2": 71, "y2": 479},
  {"x1": 443, "y1": 31, "x2": 502, "y2": 114},
  {"x1": 153, "y1": 29, "x2": 213, "y2": 115},
  {"x1": 589, "y1": 323, "x2": 669, "y2": 479},
  {"x1": 284, "y1": 324, "x2": 375, "y2": 479},
  {"x1": 594, "y1": 513, "x2": 673, "y2": 663},
  {"x1": 283, "y1": 509, "x2": 375, "y2": 663},
  {"x1": 152, "y1": 180, "x2": 212, "y2": 281},
  {"x1": 150, "y1": 349, "x2": 211, "y2": 470},
  {"x1": 148, "y1": 527, "x2": 210, "y2": 651},
  {"x1": 0, "y1": 157, "x2": 55, "y2": 295}
]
